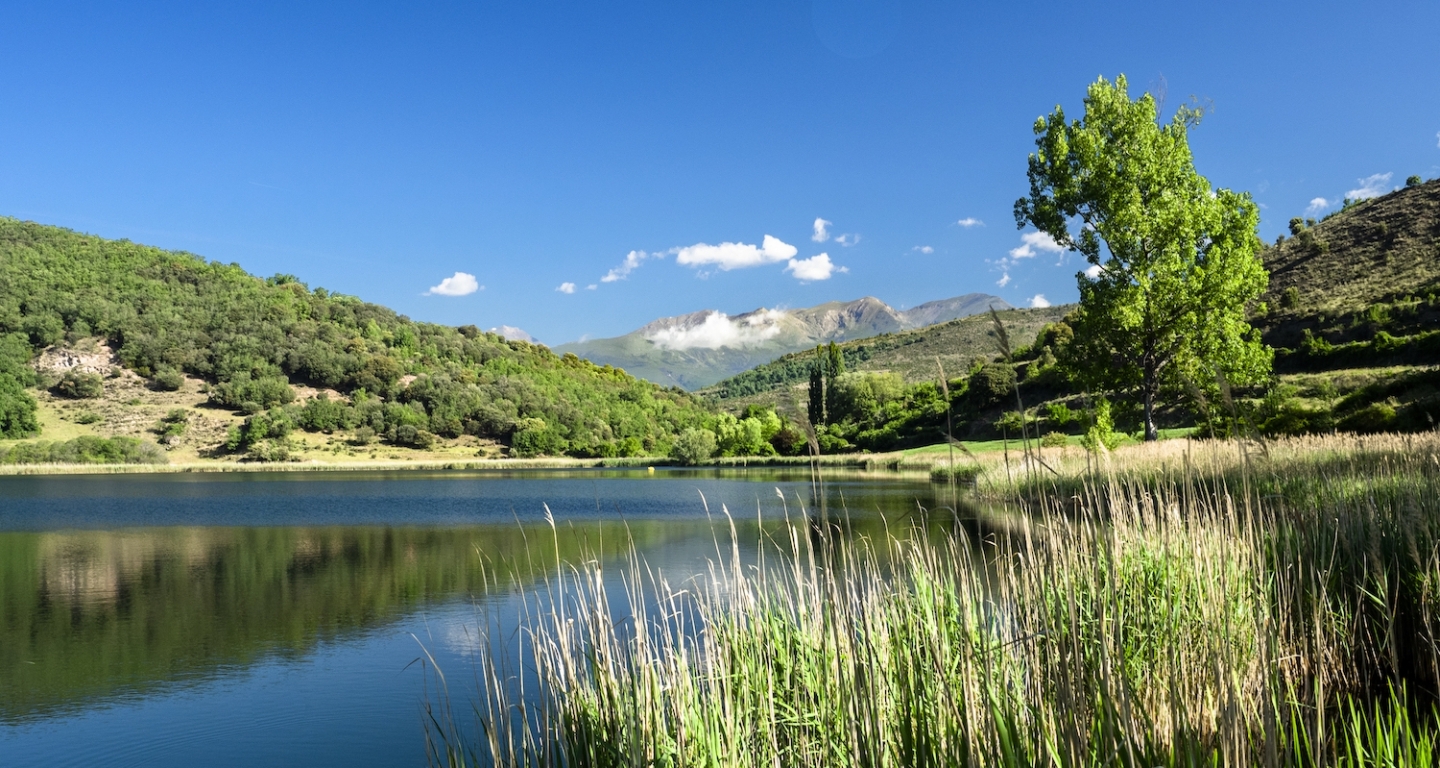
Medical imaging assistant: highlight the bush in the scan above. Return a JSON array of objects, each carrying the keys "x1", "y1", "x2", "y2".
[
  {"x1": 994, "y1": 411, "x2": 1025, "y2": 434},
  {"x1": 817, "y1": 431, "x2": 853, "y2": 453},
  {"x1": 53, "y1": 370, "x2": 104, "y2": 399},
  {"x1": 150, "y1": 367, "x2": 184, "y2": 391},
  {"x1": 929, "y1": 464, "x2": 981, "y2": 484},
  {"x1": 1338, "y1": 400, "x2": 1398, "y2": 433},
  {"x1": 0, "y1": 373, "x2": 40, "y2": 438},
  {"x1": 669, "y1": 427, "x2": 717, "y2": 465},
  {"x1": 512, "y1": 425, "x2": 568, "y2": 457},
  {"x1": 74, "y1": 411, "x2": 102, "y2": 425},
  {"x1": 0, "y1": 435, "x2": 167, "y2": 465},
  {"x1": 769, "y1": 424, "x2": 808, "y2": 456},
  {"x1": 1407, "y1": 175, "x2": 1423, "y2": 188},
  {"x1": 1041, "y1": 431, "x2": 1069, "y2": 448},
  {"x1": 1260, "y1": 399, "x2": 1332, "y2": 436},
  {"x1": 969, "y1": 363, "x2": 1015, "y2": 408},
  {"x1": 1045, "y1": 402, "x2": 1076, "y2": 428},
  {"x1": 299, "y1": 393, "x2": 352, "y2": 432},
  {"x1": 244, "y1": 439, "x2": 292, "y2": 463},
  {"x1": 152, "y1": 408, "x2": 189, "y2": 440},
  {"x1": 226, "y1": 408, "x2": 294, "y2": 453},
  {"x1": 392, "y1": 424, "x2": 437, "y2": 449},
  {"x1": 1281, "y1": 286, "x2": 1300, "y2": 309},
  {"x1": 714, "y1": 412, "x2": 780, "y2": 457},
  {"x1": 210, "y1": 373, "x2": 295, "y2": 410},
  {"x1": 1081, "y1": 398, "x2": 1122, "y2": 452}
]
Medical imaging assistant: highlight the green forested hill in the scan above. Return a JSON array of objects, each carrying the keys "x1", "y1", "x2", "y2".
[{"x1": 0, "y1": 218, "x2": 713, "y2": 457}]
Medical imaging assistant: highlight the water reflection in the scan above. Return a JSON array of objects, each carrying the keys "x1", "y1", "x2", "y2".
[
  {"x1": 0, "y1": 470, "x2": 964, "y2": 756},
  {"x1": 2, "y1": 522, "x2": 688, "y2": 722}
]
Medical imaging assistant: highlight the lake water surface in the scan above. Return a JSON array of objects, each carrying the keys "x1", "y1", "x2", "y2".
[{"x1": 0, "y1": 469, "x2": 952, "y2": 767}]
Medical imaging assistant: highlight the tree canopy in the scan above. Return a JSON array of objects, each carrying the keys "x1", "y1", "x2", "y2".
[{"x1": 1014, "y1": 75, "x2": 1271, "y2": 440}]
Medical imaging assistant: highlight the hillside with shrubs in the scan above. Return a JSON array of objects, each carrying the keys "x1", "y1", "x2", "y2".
[
  {"x1": 0, "y1": 218, "x2": 721, "y2": 462},
  {"x1": 703, "y1": 176, "x2": 1440, "y2": 452}
]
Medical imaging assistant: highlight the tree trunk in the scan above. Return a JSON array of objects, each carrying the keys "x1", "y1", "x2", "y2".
[{"x1": 1143, "y1": 373, "x2": 1159, "y2": 441}]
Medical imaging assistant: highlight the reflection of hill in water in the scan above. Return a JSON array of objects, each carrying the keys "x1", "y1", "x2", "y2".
[{"x1": 0, "y1": 522, "x2": 697, "y2": 722}]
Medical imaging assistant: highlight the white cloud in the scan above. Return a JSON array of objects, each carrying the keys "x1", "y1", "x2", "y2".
[
  {"x1": 785, "y1": 253, "x2": 846, "y2": 282},
  {"x1": 647, "y1": 309, "x2": 787, "y2": 350},
  {"x1": 997, "y1": 272, "x2": 1011, "y2": 287},
  {"x1": 812, "y1": 218, "x2": 832, "y2": 242},
  {"x1": 674, "y1": 235, "x2": 797, "y2": 271},
  {"x1": 585, "y1": 284, "x2": 597, "y2": 290},
  {"x1": 1009, "y1": 231, "x2": 1065, "y2": 259},
  {"x1": 912, "y1": 245, "x2": 934, "y2": 254},
  {"x1": 1084, "y1": 264, "x2": 1103, "y2": 279},
  {"x1": 956, "y1": 217, "x2": 984, "y2": 228},
  {"x1": 834, "y1": 233, "x2": 861, "y2": 246},
  {"x1": 1028, "y1": 294, "x2": 1051, "y2": 308},
  {"x1": 601, "y1": 250, "x2": 661, "y2": 283},
  {"x1": 1435, "y1": 131, "x2": 1439, "y2": 149},
  {"x1": 556, "y1": 282, "x2": 576, "y2": 294},
  {"x1": 1306, "y1": 197, "x2": 1331, "y2": 215},
  {"x1": 487, "y1": 325, "x2": 534, "y2": 343},
  {"x1": 1346, "y1": 172, "x2": 1393, "y2": 201},
  {"x1": 425, "y1": 272, "x2": 481, "y2": 296}
]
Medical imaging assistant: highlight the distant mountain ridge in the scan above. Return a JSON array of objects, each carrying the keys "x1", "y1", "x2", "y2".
[{"x1": 555, "y1": 293, "x2": 1009, "y2": 389}]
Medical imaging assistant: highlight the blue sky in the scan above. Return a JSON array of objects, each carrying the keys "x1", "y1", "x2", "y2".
[{"x1": 1, "y1": 0, "x2": 1437, "y2": 344}]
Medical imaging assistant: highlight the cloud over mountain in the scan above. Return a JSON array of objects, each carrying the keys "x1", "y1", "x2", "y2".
[{"x1": 646, "y1": 309, "x2": 787, "y2": 350}]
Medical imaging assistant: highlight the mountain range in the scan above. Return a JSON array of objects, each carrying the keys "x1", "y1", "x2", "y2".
[{"x1": 554, "y1": 293, "x2": 1009, "y2": 390}]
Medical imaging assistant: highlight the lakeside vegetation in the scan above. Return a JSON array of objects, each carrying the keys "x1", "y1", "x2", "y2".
[{"x1": 427, "y1": 432, "x2": 1440, "y2": 767}]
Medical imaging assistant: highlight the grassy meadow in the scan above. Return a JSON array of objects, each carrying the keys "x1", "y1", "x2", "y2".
[{"x1": 424, "y1": 432, "x2": 1440, "y2": 767}]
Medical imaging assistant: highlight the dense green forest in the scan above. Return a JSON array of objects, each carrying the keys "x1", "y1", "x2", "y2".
[{"x1": 0, "y1": 218, "x2": 717, "y2": 457}]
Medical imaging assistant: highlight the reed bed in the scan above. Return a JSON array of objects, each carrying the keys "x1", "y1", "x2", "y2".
[{"x1": 426, "y1": 433, "x2": 1440, "y2": 767}]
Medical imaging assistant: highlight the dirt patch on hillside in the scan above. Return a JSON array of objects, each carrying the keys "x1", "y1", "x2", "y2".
[{"x1": 34, "y1": 340, "x2": 122, "y2": 376}]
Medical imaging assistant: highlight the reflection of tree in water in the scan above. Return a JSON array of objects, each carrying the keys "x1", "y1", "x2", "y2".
[
  {"x1": 0, "y1": 479, "x2": 952, "y2": 723},
  {"x1": 0, "y1": 522, "x2": 689, "y2": 722}
]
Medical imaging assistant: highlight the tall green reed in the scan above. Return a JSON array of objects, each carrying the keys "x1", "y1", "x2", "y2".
[{"x1": 426, "y1": 434, "x2": 1440, "y2": 767}]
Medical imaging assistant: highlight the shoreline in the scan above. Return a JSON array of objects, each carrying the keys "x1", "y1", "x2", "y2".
[{"x1": 0, "y1": 450, "x2": 935, "y2": 477}]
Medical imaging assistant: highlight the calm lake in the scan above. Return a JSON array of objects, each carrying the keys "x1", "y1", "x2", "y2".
[{"x1": 0, "y1": 469, "x2": 955, "y2": 767}]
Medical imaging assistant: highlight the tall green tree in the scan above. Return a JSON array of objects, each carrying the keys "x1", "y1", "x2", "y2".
[
  {"x1": 807, "y1": 352, "x2": 826, "y2": 427},
  {"x1": 824, "y1": 341, "x2": 844, "y2": 426},
  {"x1": 1014, "y1": 75, "x2": 1271, "y2": 440}
]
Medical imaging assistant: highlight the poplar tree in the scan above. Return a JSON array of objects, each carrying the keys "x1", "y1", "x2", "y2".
[
  {"x1": 824, "y1": 342, "x2": 844, "y2": 426},
  {"x1": 807, "y1": 354, "x2": 826, "y2": 428},
  {"x1": 1014, "y1": 75, "x2": 1271, "y2": 440}
]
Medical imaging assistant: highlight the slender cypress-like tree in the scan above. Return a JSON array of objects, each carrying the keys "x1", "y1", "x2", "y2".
[
  {"x1": 807, "y1": 349, "x2": 826, "y2": 427},
  {"x1": 824, "y1": 341, "x2": 844, "y2": 425}
]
